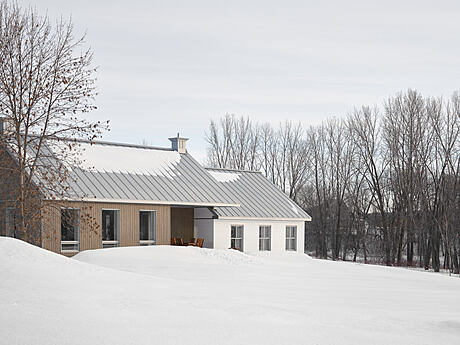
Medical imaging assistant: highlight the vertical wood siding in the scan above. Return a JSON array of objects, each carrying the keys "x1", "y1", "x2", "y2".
[{"x1": 42, "y1": 201, "x2": 171, "y2": 254}]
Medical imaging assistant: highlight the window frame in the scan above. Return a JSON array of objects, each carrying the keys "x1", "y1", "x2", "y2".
[
  {"x1": 230, "y1": 225, "x2": 244, "y2": 251},
  {"x1": 102, "y1": 209, "x2": 120, "y2": 248},
  {"x1": 259, "y1": 225, "x2": 271, "y2": 251},
  {"x1": 60, "y1": 208, "x2": 80, "y2": 253},
  {"x1": 285, "y1": 225, "x2": 297, "y2": 251},
  {"x1": 139, "y1": 210, "x2": 156, "y2": 246}
]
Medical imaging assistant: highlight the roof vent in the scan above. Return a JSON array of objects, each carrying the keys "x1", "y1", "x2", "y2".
[{"x1": 168, "y1": 133, "x2": 189, "y2": 154}]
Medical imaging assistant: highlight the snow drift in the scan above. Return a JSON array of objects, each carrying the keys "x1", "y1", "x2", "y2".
[{"x1": 1, "y1": 236, "x2": 460, "y2": 345}]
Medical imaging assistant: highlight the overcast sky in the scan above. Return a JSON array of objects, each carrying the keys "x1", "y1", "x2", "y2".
[{"x1": 17, "y1": 0, "x2": 460, "y2": 161}]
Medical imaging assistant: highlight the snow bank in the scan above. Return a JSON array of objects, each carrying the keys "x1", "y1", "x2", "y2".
[
  {"x1": 78, "y1": 142, "x2": 181, "y2": 177},
  {"x1": 1, "y1": 236, "x2": 460, "y2": 345},
  {"x1": 74, "y1": 245, "x2": 258, "y2": 279},
  {"x1": 208, "y1": 170, "x2": 240, "y2": 183}
]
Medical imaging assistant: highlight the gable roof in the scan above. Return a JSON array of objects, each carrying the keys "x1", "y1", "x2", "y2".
[
  {"x1": 206, "y1": 168, "x2": 311, "y2": 221},
  {"x1": 15, "y1": 136, "x2": 309, "y2": 218},
  {"x1": 48, "y1": 140, "x2": 239, "y2": 207}
]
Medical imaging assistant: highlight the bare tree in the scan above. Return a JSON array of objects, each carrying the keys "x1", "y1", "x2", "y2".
[
  {"x1": 260, "y1": 123, "x2": 278, "y2": 184},
  {"x1": 424, "y1": 94, "x2": 460, "y2": 272},
  {"x1": 205, "y1": 90, "x2": 460, "y2": 272},
  {"x1": 304, "y1": 125, "x2": 331, "y2": 259},
  {"x1": 205, "y1": 114, "x2": 260, "y2": 170},
  {"x1": 347, "y1": 107, "x2": 392, "y2": 265},
  {"x1": 207, "y1": 116, "x2": 310, "y2": 201},
  {"x1": 0, "y1": 2, "x2": 107, "y2": 243}
]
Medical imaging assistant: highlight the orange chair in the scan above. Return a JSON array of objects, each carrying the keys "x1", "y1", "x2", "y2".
[
  {"x1": 188, "y1": 238, "x2": 204, "y2": 248},
  {"x1": 176, "y1": 237, "x2": 184, "y2": 246},
  {"x1": 196, "y1": 238, "x2": 204, "y2": 248},
  {"x1": 188, "y1": 238, "x2": 197, "y2": 246}
]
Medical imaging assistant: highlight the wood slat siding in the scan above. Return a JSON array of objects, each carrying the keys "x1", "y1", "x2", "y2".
[
  {"x1": 171, "y1": 207, "x2": 194, "y2": 242},
  {"x1": 42, "y1": 201, "x2": 171, "y2": 254}
]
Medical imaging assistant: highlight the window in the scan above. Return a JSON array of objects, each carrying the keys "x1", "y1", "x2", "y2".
[
  {"x1": 259, "y1": 225, "x2": 271, "y2": 251},
  {"x1": 102, "y1": 209, "x2": 120, "y2": 248},
  {"x1": 5, "y1": 208, "x2": 16, "y2": 237},
  {"x1": 286, "y1": 226, "x2": 297, "y2": 251},
  {"x1": 61, "y1": 208, "x2": 80, "y2": 252},
  {"x1": 139, "y1": 211, "x2": 156, "y2": 245},
  {"x1": 231, "y1": 225, "x2": 244, "y2": 251}
]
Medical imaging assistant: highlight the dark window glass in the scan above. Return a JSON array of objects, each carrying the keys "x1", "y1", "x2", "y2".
[
  {"x1": 61, "y1": 209, "x2": 80, "y2": 251},
  {"x1": 102, "y1": 210, "x2": 119, "y2": 248},
  {"x1": 139, "y1": 211, "x2": 156, "y2": 245}
]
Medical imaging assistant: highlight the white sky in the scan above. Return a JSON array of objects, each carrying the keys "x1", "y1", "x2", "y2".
[{"x1": 18, "y1": 0, "x2": 460, "y2": 162}]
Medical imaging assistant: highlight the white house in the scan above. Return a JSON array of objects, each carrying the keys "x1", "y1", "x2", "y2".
[{"x1": 195, "y1": 168, "x2": 311, "y2": 252}]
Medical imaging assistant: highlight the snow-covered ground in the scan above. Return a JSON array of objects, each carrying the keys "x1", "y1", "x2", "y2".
[{"x1": 1, "y1": 237, "x2": 460, "y2": 345}]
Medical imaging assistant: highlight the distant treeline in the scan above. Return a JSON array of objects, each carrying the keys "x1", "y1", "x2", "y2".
[{"x1": 205, "y1": 90, "x2": 460, "y2": 273}]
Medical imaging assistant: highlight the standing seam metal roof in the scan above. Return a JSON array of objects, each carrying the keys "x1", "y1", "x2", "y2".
[
  {"x1": 41, "y1": 140, "x2": 239, "y2": 206},
  {"x1": 26, "y1": 139, "x2": 309, "y2": 219},
  {"x1": 206, "y1": 167, "x2": 311, "y2": 220}
]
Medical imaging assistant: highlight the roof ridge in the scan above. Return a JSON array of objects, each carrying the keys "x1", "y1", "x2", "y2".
[
  {"x1": 205, "y1": 167, "x2": 262, "y2": 174},
  {"x1": 70, "y1": 138, "x2": 174, "y2": 152}
]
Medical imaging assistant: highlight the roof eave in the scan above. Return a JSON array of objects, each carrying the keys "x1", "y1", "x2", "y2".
[
  {"x1": 46, "y1": 197, "x2": 240, "y2": 208},
  {"x1": 217, "y1": 216, "x2": 312, "y2": 222}
]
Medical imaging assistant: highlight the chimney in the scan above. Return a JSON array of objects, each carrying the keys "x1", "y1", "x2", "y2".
[{"x1": 168, "y1": 133, "x2": 189, "y2": 154}]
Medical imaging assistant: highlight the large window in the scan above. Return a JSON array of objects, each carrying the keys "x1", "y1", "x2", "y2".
[
  {"x1": 5, "y1": 208, "x2": 16, "y2": 237},
  {"x1": 139, "y1": 210, "x2": 156, "y2": 245},
  {"x1": 231, "y1": 225, "x2": 244, "y2": 251},
  {"x1": 259, "y1": 225, "x2": 271, "y2": 251},
  {"x1": 61, "y1": 208, "x2": 80, "y2": 252},
  {"x1": 102, "y1": 209, "x2": 120, "y2": 248},
  {"x1": 286, "y1": 226, "x2": 297, "y2": 251}
]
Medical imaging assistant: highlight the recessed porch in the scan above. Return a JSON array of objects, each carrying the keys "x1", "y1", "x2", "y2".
[{"x1": 170, "y1": 206, "x2": 215, "y2": 248}]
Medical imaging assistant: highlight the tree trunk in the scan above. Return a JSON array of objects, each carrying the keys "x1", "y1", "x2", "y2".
[
  {"x1": 431, "y1": 227, "x2": 441, "y2": 272},
  {"x1": 452, "y1": 246, "x2": 459, "y2": 275}
]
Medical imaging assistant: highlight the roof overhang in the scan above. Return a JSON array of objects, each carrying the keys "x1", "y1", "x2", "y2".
[
  {"x1": 47, "y1": 198, "x2": 240, "y2": 208},
  {"x1": 217, "y1": 216, "x2": 312, "y2": 222}
]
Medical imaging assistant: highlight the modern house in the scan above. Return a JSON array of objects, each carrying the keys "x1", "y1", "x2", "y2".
[{"x1": 0, "y1": 130, "x2": 311, "y2": 256}]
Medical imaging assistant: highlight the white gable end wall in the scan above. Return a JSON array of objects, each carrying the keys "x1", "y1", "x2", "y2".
[{"x1": 212, "y1": 218, "x2": 305, "y2": 252}]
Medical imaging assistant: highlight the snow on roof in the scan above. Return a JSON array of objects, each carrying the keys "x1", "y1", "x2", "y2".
[
  {"x1": 36, "y1": 140, "x2": 240, "y2": 207},
  {"x1": 290, "y1": 201, "x2": 300, "y2": 215},
  {"x1": 78, "y1": 142, "x2": 181, "y2": 178},
  {"x1": 207, "y1": 170, "x2": 240, "y2": 183}
]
